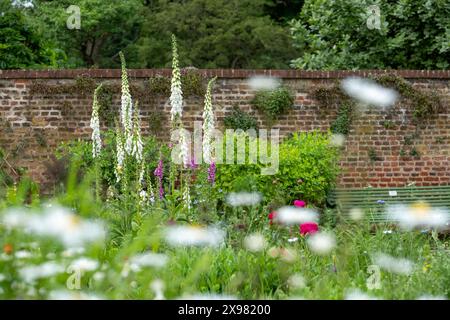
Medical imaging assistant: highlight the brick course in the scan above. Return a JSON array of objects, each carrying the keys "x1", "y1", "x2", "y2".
[{"x1": 0, "y1": 69, "x2": 449, "y2": 191}]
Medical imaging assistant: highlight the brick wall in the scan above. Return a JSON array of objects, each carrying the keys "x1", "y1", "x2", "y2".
[{"x1": 0, "y1": 69, "x2": 449, "y2": 191}]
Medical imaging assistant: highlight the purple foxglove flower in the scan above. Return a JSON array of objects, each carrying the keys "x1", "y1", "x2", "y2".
[
  {"x1": 208, "y1": 161, "x2": 216, "y2": 184},
  {"x1": 154, "y1": 159, "x2": 164, "y2": 199}
]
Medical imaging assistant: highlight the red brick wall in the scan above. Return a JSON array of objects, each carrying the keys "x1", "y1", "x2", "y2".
[{"x1": 0, "y1": 69, "x2": 449, "y2": 190}]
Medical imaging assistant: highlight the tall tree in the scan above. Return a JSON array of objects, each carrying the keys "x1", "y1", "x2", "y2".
[
  {"x1": 127, "y1": 0, "x2": 296, "y2": 68},
  {"x1": 31, "y1": 0, "x2": 144, "y2": 67},
  {"x1": 290, "y1": 0, "x2": 450, "y2": 70},
  {"x1": 0, "y1": 0, "x2": 61, "y2": 69}
]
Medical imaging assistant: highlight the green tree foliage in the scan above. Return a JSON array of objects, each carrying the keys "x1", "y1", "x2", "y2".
[
  {"x1": 290, "y1": 0, "x2": 450, "y2": 70},
  {"x1": 30, "y1": 0, "x2": 144, "y2": 67},
  {"x1": 127, "y1": 0, "x2": 296, "y2": 68},
  {"x1": 0, "y1": 1, "x2": 61, "y2": 69}
]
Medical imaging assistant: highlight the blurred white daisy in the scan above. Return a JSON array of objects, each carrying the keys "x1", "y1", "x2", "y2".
[
  {"x1": 341, "y1": 77, "x2": 398, "y2": 108},
  {"x1": 329, "y1": 134, "x2": 346, "y2": 147},
  {"x1": 349, "y1": 207, "x2": 364, "y2": 221},
  {"x1": 226, "y1": 192, "x2": 262, "y2": 207},
  {"x1": 345, "y1": 289, "x2": 379, "y2": 300},
  {"x1": 180, "y1": 293, "x2": 237, "y2": 300},
  {"x1": 150, "y1": 279, "x2": 165, "y2": 300},
  {"x1": 306, "y1": 232, "x2": 336, "y2": 255},
  {"x1": 69, "y1": 257, "x2": 99, "y2": 272},
  {"x1": 274, "y1": 206, "x2": 318, "y2": 225},
  {"x1": 62, "y1": 247, "x2": 85, "y2": 258},
  {"x1": 372, "y1": 252, "x2": 414, "y2": 275},
  {"x1": 19, "y1": 262, "x2": 65, "y2": 283},
  {"x1": 3, "y1": 206, "x2": 106, "y2": 248},
  {"x1": 164, "y1": 225, "x2": 225, "y2": 248},
  {"x1": 15, "y1": 250, "x2": 33, "y2": 259},
  {"x1": 92, "y1": 272, "x2": 105, "y2": 282},
  {"x1": 417, "y1": 294, "x2": 447, "y2": 300},
  {"x1": 48, "y1": 290, "x2": 104, "y2": 300},
  {"x1": 287, "y1": 274, "x2": 306, "y2": 289},
  {"x1": 267, "y1": 247, "x2": 298, "y2": 263},
  {"x1": 247, "y1": 76, "x2": 281, "y2": 91},
  {"x1": 243, "y1": 233, "x2": 267, "y2": 252},
  {"x1": 128, "y1": 252, "x2": 168, "y2": 270},
  {"x1": 385, "y1": 202, "x2": 449, "y2": 230}
]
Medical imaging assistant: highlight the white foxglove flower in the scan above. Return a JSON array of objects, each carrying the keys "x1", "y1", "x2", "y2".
[
  {"x1": 179, "y1": 129, "x2": 190, "y2": 166},
  {"x1": 131, "y1": 106, "x2": 143, "y2": 163},
  {"x1": 115, "y1": 125, "x2": 125, "y2": 183},
  {"x1": 119, "y1": 52, "x2": 133, "y2": 154},
  {"x1": 170, "y1": 35, "x2": 183, "y2": 122},
  {"x1": 202, "y1": 77, "x2": 216, "y2": 164},
  {"x1": 90, "y1": 84, "x2": 102, "y2": 158},
  {"x1": 182, "y1": 182, "x2": 191, "y2": 210}
]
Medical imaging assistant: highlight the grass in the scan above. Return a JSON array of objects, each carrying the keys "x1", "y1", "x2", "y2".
[{"x1": 0, "y1": 176, "x2": 448, "y2": 300}]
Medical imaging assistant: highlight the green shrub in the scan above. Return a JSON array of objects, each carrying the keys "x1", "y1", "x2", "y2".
[
  {"x1": 215, "y1": 131, "x2": 340, "y2": 207},
  {"x1": 251, "y1": 86, "x2": 294, "y2": 125},
  {"x1": 223, "y1": 106, "x2": 259, "y2": 131}
]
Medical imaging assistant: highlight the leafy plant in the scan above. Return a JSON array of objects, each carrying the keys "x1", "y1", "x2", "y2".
[
  {"x1": 290, "y1": 0, "x2": 450, "y2": 70},
  {"x1": 382, "y1": 120, "x2": 396, "y2": 130},
  {"x1": 331, "y1": 103, "x2": 353, "y2": 135},
  {"x1": 373, "y1": 74, "x2": 442, "y2": 123},
  {"x1": 223, "y1": 106, "x2": 259, "y2": 131},
  {"x1": 251, "y1": 87, "x2": 294, "y2": 125},
  {"x1": 368, "y1": 148, "x2": 381, "y2": 162},
  {"x1": 409, "y1": 147, "x2": 420, "y2": 158},
  {"x1": 55, "y1": 129, "x2": 170, "y2": 196},
  {"x1": 215, "y1": 131, "x2": 341, "y2": 207}
]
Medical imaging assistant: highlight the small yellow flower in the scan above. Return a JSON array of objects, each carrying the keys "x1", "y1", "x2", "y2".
[{"x1": 410, "y1": 201, "x2": 431, "y2": 217}]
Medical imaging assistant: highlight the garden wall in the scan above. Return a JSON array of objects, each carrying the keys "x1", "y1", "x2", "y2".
[{"x1": 0, "y1": 69, "x2": 449, "y2": 191}]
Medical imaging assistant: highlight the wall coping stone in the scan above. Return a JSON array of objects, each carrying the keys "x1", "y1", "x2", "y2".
[{"x1": 1, "y1": 69, "x2": 450, "y2": 79}]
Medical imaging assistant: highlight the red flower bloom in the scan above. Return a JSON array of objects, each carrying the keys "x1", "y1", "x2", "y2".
[
  {"x1": 299, "y1": 222, "x2": 318, "y2": 235},
  {"x1": 268, "y1": 212, "x2": 277, "y2": 225},
  {"x1": 293, "y1": 200, "x2": 306, "y2": 208}
]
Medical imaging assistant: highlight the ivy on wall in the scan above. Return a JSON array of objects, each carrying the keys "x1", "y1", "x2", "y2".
[
  {"x1": 251, "y1": 86, "x2": 294, "y2": 126},
  {"x1": 29, "y1": 69, "x2": 207, "y2": 130},
  {"x1": 311, "y1": 74, "x2": 443, "y2": 161}
]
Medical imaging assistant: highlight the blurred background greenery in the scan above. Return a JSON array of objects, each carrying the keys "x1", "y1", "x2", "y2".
[{"x1": 1, "y1": 0, "x2": 449, "y2": 70}]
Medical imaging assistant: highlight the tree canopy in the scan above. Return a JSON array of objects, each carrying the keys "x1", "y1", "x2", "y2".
[
  {"x1": 290, "y1": 0, "x2": 450, "y2": 70},
  {"x1": 1, "y1": 0, "x2": 449, "y2": 70},
  {"x1": 0, "y1": 1, "x2": 62, "y2": 69}
]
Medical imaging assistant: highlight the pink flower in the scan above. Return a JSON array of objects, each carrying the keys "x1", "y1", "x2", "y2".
[
  {"x1": 299, "y1": 222, "x2": 318, "y2": 235},
  {"x1": 268, "y1": 212, "x2": 277, "y2": 225},
  {"x1": 293, "y1": 200, "x2": 306, "y2": 208}
]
